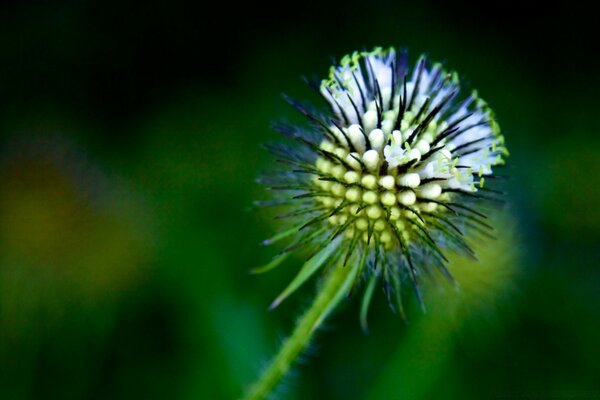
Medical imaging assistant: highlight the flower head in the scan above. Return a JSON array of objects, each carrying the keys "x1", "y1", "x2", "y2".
[{"x1": 257, "y1": 47, "x2": 508, "y2": 325}]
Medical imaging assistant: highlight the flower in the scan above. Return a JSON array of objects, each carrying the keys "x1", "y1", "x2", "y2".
[{"x1": 257, "y1": 47, "x2": 508, "y2": 325}]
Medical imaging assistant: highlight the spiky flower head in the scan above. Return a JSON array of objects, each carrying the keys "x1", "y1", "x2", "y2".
[{"x1": 258, "y1": 47, "x2": 508, "y2": 323}]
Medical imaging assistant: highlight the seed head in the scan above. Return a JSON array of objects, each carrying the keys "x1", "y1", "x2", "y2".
[{"x1": 257, "y1": 47, "x2": 508, "y2": 324}]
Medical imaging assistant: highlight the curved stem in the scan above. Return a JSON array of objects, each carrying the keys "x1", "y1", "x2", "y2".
[{"x1": 242, "y1": 262, "x2": 356, "y2": 400}]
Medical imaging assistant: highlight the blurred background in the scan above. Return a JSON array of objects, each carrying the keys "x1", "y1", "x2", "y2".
[{"x1": 1, "y1": 1, "x2": 599, "y2": 399}]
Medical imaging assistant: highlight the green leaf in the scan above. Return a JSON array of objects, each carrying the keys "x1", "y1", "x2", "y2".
[
  {"x1": 251, "y1": 252, "x2": 290, "y2": 274},
  {"x1": 269, "y1": 242, "x2": 338, "y2": 309},
  {"x1": 389, "y1": 263, "x2": 406, "y2": 320},
  {"x1": 260, "y1": 225, "x2": 300, "y2": 246},
  {"x1": 350, "y1": 242, "x2": 369, "y2": 296},
  {"x1": 360, "y1": 272, "x2": 378, "y2": 333}
]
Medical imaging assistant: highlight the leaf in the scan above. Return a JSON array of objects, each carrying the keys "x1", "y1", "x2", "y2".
[
  {"x1": 389, "y1": 263, "x2": 407, "y2": 320},
  {"x1": 269, "y1": 243, "x2": 338, "y2": 309},
  {"x1": 260, "y1": 225, "x2": 301, "y2": 246},
  {"x1": 251, "y1": 252, "x2": 290, "y2": 274},
  {"x1": 349, "y1": 242, "x2": 369, "y2": 296},
  {"x1": 360, "y1": 272, "x2": 378, "y2": 333}
]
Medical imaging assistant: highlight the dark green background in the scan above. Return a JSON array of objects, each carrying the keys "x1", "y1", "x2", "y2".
[{"x1": 1, "y1": 1, "x2": 599, "y2": 399}]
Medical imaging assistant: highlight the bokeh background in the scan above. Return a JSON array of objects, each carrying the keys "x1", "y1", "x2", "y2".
[{"x1": 1, "y1": 1, "x2": 599, "y2": 399}]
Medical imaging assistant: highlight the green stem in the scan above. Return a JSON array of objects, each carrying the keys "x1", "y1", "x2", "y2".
[{"x1": 242, "y1": 263, "x2": 356, "y2": 400}]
